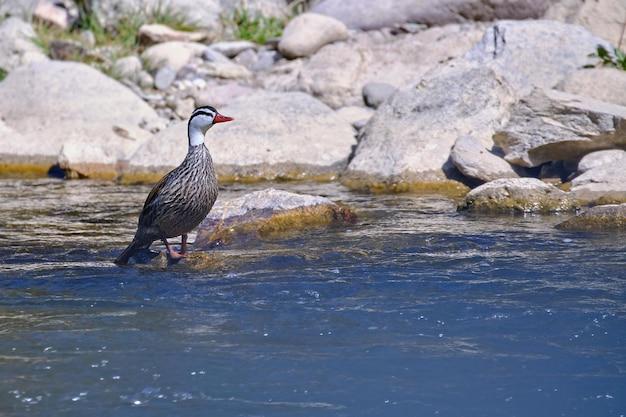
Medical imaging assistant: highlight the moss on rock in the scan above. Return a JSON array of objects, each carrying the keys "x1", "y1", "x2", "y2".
[{"x1": 556, "y1": 203, "x2": 626, "y2": 231}]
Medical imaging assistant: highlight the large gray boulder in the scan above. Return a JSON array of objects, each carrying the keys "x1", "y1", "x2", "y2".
[
  {"x1": 458, "y1": 178, "x2": 578, "y2": 213},
  {"x1": 0, "y1": 17, "x2": 48, "y2": 72},
  {"x1": 265, "y1": 23, "x2": 485, "y2": 108},
  {"x1": 557, "y1": 68, "x2": 626, "y2": 107},
  {"x1": 123, "y1": 92, "x2": 356, "y2": 183},
  {"x1": 0, "y1": 61, "x2": 163, "y2": 178},
  {"x1": 278, "y1": 13, "x2": 348, "y2": 59},
  {"x1": 556, "y1": 203, "x2": 626, "y2": 231},
  {"x1": 465, "y1": 20, "x2": 610, "y2": 95},
  {"x1": 195, "y1": 188, "x2": 355, "y2": 248},
  {"x1": 571, "y1": 158, "x2": 626, "y2": 203},
  {"x1": 450, "y1": 135, "x2": 520, "y2": 182},
  {"x1": 343, "y1": 63, "x2": 514, "y2": 192},
  {"x1": 312, "y1": 0, "x2": 552, "y2": 30},
  {"x1": 494, "y1": 89, "x2": 626, "y2": 168},
  {"x1": 545, "y1": 0, "x2": 626, "y2": 47}
]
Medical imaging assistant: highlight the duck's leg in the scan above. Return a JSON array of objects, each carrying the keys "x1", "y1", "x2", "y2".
[
  {"x1": 162, "y1": 237, "x2": 185, "y2": 259},
  {"x1": 181, "y1": 234, "x2": 188, "y2": 255}
]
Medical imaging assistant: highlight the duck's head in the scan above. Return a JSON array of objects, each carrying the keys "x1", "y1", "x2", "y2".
[{"x1": 187, "y1": 105, "x2": 234, "y2": 147}]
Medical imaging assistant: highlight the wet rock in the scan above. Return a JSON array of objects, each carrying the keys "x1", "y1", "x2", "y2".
[
  {"x1": 343, "y1": 63, "x2": 514, "y2": 193},
  {"x1": 571, "y1": 159, "x2": 626, "y2": 204},
  {"x1": 123, "y1": 92, "x2": 356, "y2": 183},
  {"x1": 557, "y1": 68, "x2": 626, "y2": 107},
  {"x1": 138, "y1": 23, "x2": 209, "y2": 46},
  {"x1": 141, "y1": 41, "x2": 207, "y2": 72},
  {"x1": 195, "y1": 188, "x2": 356, "y2": 248},
  {"x1": 278, "y1": 13, "x2": 348, "y2": 59},
  {"x1": 450, "y1": 135, "x2": 520, "y2": 183},
  {"x1": 312, "y1": 0, "x2": 553, "y2": 30},
  {"x1": 0, "y1": 17, "x2": 48, "y2": 72},
  {"x1": 112, "y1": 56, "x2": 142, "y2": 81},
  {"x1": 555, "y1": 203, "x2": 626, "y2": 231},
  {"x1": 494, "y1": 89, "x2": 626, "y2": 168},
  {"x1": 465, "y1": 20, "x2": 610, "y2": 95},
  {"x1": 33, "y1": 0, "x2": 78, "y2": 30},
  {"x1": 545, "y1": 0, "x2": 626, "y2": 46},
  {"x1": 459, "y1": 178, "x2": 578, "y2": 213},
  {"x1": 210, "y1": 41, "x2": 257, "y2": 58},
  {"x1": 335, "y1": 106, "x2": 374, "y2": 129},
  {"x1": 154, "y1": 66, "x2": 177, "y2": 90},
  {"x1": 284, "y1": 23, "x2": 484, "y2": 108},
  {"x1": 362, "y1": 82, "x2": 396, "y2": 109},
  {"x1": 0, "y1": 61, "x2": 163, "y2": 178},
  {"x1": 577, "y1": 150, "x2": 626, "y2": 175}
]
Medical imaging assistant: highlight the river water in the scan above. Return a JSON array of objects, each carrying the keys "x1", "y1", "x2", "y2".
[{"x1": 0, "y1": 179, "x2": 624, "y2": 417}]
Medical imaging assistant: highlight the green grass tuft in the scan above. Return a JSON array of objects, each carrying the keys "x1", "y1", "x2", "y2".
[
  {"x1": 596, "y1": 45, "x2": 626, "y2": 71},
  {"x1": 228, "y1": 8, "x2": 285, "y2": 45},
  {"x1": 0, "y1": 67, "x2": 7, "y2": 81}
]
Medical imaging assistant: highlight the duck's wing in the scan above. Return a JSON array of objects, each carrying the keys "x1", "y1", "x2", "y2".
[{"x1": 138, "y1": 171, "x2": 174, "y2": 228}]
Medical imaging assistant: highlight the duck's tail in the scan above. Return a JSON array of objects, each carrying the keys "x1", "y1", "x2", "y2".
[{"x1": 114, "y1": 238, "x2": 150, "y2": 265}]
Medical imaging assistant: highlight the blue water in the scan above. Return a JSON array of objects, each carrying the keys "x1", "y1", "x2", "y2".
[{"x1": 0, "y1": 179, "x2": 624, "y2": 417}]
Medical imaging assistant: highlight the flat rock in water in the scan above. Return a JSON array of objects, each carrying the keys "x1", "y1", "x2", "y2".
[
  {"x1": 458, "y1": 178, "x2": 578, "y2": 213},
  {"x1": 0, "y1": 61, "x2": 163, "y2": 178},
  {"x1": 494, "y1": 89, "x2": 626, "y2": 168},
  {"x1": 123, "y1": 91, "x2": 356, "y2": 183},
  {"x1": 571, "y1": 158, "x2": 626, "y2": 204},
  {"x1": 278, "y1": 13, "x2": 348, "y2": 59},
  {"x1": 556, "y1": 204, "x2": 626, "y2": 231},
  {"x1": 450, "y1": 135, "x2": 520, "y2": 182},
  {"x1": 195, "y1": 188, "x2": 356, "y2": 248},
  {"x1": 557, "y1": 67, "x2": 626, "y2": 108},
  {"x1": 343, "y1": 62, "x2": 513, "y2": 193}
]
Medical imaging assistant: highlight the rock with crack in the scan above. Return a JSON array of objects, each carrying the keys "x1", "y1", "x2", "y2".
[
  {"x1": 122, "y1": 92, "x2": 356, "y2": 183},
  {"x1": 194, "y1": 188, "x2": 356, "y2": 248},
  {"x1": 342, "y1": 62, "x2": 515, "y2": 194},
  {"x1": 458, "y1": 178, "x2": 578, "y2": 213},
  {"x1": 0, "y1": 61, "x2": 164, "y2": 179},
  {"x1": 494, "y1": 89, "x2": 626, "y2": 168},
  {"x1": 555, "y1": 203, "x2": 626, "y2": 231},
  {"x1": 465, "y1": 20, "x2": 611, "y2": 96}
]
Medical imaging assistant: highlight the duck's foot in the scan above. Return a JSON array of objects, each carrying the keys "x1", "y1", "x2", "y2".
[{"x1": 167, "y1": 248, "x2": 187, "y2": 260}]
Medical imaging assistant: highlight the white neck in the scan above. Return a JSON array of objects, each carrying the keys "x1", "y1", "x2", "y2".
[{"x1": 188, "y1": 125, "x2": 205, "y2": 147}]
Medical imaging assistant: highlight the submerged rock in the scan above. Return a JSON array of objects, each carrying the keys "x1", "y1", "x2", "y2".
[
  {"x1": 459, "y1": 178, "x2": 578, "y2": 213},
  {"x1": 278, "y1": 13, "x2": 348, "y2": 59},
  {"x1": 494, "y1": 89, "x2": 626, "y2": 168},
  {"x1": 123, "y1": 92, "x2": 356, "y2": 183},
  {"x1": 195, "y1": 188, "x2": 356, "y2": 248},
  {"x1": 0, "y1": 61, "x2": 163, "y2": 178},
  {"x1": 555, "y1": 203, "x2": 626, "y2": 231}
]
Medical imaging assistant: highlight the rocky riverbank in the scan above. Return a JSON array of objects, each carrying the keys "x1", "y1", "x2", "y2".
[{"x1": 1, "y1": 0, "x2": 625, "y2": 215}]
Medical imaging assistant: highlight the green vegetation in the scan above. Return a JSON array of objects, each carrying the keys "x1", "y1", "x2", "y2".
[
  {"x1": 0, "y1": 67, "x2": 7, "y2": 82},
  {"x1": 596, "y1": 45, "x2": 626, "y2": 71},
  {"x1": 228, "y1": 8, "x2": 285, "y2": 45},
  {"x1": 32, "y1": 0, "x2": 199, "y2": 72}
]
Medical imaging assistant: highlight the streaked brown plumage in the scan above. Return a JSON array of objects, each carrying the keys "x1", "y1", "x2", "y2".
[{"x1": 115, "y1": 106, "x2": 232, "y2": 265}]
